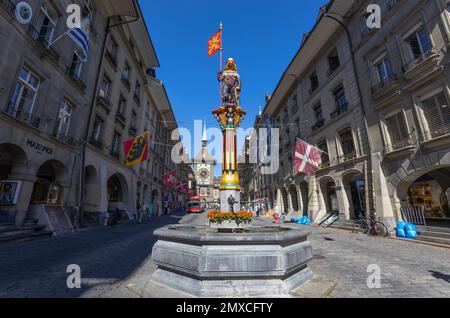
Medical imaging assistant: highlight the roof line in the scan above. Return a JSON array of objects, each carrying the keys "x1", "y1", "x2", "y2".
[
  {"x1": 136, "y1": 1, "x2": 161, "y2": 68},
  {"x1": 261, "y1": 0, "x2": 335, "y2": 117}
]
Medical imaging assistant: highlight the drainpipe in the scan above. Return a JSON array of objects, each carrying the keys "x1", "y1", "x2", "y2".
[
  {"x1": 323, "y1": 12, "x2": 375, "y2": 218},
  {"x1": 77, "y1": 5, "x2": 140, "y2": 229}
]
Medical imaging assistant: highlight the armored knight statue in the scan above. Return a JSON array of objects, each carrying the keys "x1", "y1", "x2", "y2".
[{"x1": 218, "y1": 58, "x2": 241, "y2": 106}]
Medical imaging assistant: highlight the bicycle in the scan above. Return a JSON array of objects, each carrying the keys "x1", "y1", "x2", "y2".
[{"x1": 353, "y1": 215, "x2": 389, "y2": 237}]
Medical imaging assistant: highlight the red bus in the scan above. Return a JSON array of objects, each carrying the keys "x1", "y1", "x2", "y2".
[{"x1": 186, "y1": 196, "x2": 205, "y2": 214}]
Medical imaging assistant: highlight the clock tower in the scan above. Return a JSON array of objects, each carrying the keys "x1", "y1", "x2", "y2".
[{"x1": 193, "y1": 123, "x2": 217, "y2": 203}]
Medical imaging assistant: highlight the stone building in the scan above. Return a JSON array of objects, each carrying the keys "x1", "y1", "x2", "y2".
[
  {"x1": 0, "y1": 0, "x2": 181, "y2": 230},
  {"x1": 240, "y1": 0, "x2": 450, "y2": 230}
]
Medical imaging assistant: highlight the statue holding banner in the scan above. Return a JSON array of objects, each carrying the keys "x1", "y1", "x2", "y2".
[{"x1": 218, "y1": 58, "x2": 241, "y2": 106}]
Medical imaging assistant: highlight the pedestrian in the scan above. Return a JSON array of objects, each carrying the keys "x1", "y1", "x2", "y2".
[
  {"x1": 146, "y1": 200, "x2": 154, "y2": 221},
  {"x1": 137, "y1": 200, "x2": 142, "y2": 224}
]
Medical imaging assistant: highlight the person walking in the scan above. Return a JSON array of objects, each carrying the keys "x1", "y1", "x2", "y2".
[{"x1": 146, "y1": 200, "x2": 154, "y2": 222}]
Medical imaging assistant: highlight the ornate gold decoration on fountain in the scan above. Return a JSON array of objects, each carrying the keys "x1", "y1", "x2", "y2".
[{"x1": 219, "y1": 170, "x2": 240, "y2": 190}]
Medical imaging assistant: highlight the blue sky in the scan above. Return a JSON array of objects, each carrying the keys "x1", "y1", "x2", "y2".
[{"x1": 139, "y1": 0, "x2": 329, "y2": 176}]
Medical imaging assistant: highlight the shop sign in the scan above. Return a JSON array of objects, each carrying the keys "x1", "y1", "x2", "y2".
[{"x1": 26, "y1": 139, "x2": 53, "y2": 155}]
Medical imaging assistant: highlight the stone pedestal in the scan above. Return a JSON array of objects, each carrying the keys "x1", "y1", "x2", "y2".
[{"x1": 151, "y1": 225, "x2": 313, "y2": 297}]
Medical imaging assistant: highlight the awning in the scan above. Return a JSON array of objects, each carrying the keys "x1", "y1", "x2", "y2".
[
  {"x1": 97, "y1": 0, "x2": 160, "y2": 68},
  {"x1": 149, "y1": 84, "x2": 178, "y2": 131},
  {"x1": 98, "y1": 0, "x2": 139, "y2": 18}
]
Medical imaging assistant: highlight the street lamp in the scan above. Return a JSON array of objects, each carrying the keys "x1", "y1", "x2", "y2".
[{"x1": 323, "y1": 11, "x2": 375, "y2": 218}]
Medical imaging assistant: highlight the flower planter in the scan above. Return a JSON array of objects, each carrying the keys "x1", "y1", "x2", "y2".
[{"x1": 207, "y1": 211, "x2": 253, "y2": 229}]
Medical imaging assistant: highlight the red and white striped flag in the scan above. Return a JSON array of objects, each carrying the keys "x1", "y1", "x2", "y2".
[{"x1": 294, "y1": 139, "x2": 323, "y2": 176}]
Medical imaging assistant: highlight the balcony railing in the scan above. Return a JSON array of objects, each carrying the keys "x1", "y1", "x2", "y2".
[
  {"x1": 66, "y1": 68, "x2": 86, "y2": 90},
  {"x1": 1, "y1": 0, "x2": 16, "y2": 17},
  {"x1": 331, "y1": 103, "x2": 349, "y2": 118},
  {"x1": 129, "y1": 126, "x2": 137, "y2": 135},
  {"x1": 371, "y1": 75, "x2": 398, "y2": 94},
  {"x1": 121, "y1": 75, "x2": 131, "y2": 91},
  {"x1": 97, "y1": 95, "x2": 112, "y2": 112},
  {"x1": 5, "y1": 103, "x2": 41, "y2": 128},
  {"x1": 27, "y1": 25, "x2": 60, "y2": 61},
  {"x1": 311, "y1": 119, "x2": 325, "y2": 131},
  {"x1": 387, "y1": 0, "x2": 400, "y2": 11},
  {"x1": 110, "y1": 149, "x2": 121, "y2": 160},
  {"x1": 89, "y1": 137, "x2": 103, "y2": 150},
  {"x1": 338, "y1": 151, "x2": 357, "y2": 163},
  {"x1": 384, "y1": 138, "x2": 414, "y2": 153},
  {"x1": 133, "y1": 93, "x2": 141, "y2": 105},
  {"x1": 402, "y1": 49, "x2": 438, "y2": 74},
  {"x1": 52, "y1": 127, "x2": 74, "y2": 146},
  {"x1": 421, "y1": 125, "x2": 450, "y2": 141},
  {"x1": 115, "y1": 111, "x2": 126, "y2": 124},
  {"x1": 105, "y1": 50, "x2": 118, "y2": 68}
]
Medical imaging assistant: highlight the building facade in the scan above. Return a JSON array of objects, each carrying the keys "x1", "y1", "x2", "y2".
[
  {"x1": 0, "y1": 0, "x2": 182, "y2": 229},
  {"x1": 240, "y1": 0, "x2": 450, "y2": 230}
]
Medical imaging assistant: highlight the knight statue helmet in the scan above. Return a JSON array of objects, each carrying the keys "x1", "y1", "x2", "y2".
[{"x1": 224, "y1": 58, "x2": 237, "y2": 72}]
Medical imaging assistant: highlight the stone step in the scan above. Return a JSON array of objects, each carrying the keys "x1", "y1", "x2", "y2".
[
  {"x1": 417, "y1": 229, "x2": 450, "y2": 239},
  {"x1": 415, "y1": 235, "x2": 450, "y2": 246},
  {"x1": 0, "y1": 225, "x2": 47, "y2": 238},
  {"x1": 0, "y1": 219, "x2": 38, "y2": 228},
  {"x1": 0, "y1": 230, "x2": 53, "y2": 244},
  {"x1": 417, "y1": 225, "x2": 450, "y2": 234}
]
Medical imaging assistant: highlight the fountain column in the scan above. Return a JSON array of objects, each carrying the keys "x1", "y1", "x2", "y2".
[{"x1": 213, "y1": 58, "x2": 246, "y2": 213}]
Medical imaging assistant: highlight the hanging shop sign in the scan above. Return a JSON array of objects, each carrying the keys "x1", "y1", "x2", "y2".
[{"x1": 15, "y1": 2, "x2": 33, "y2": 25}]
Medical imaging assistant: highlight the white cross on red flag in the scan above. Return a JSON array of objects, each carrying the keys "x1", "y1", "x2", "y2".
[
  {"x1": 176, "y1": 180, "x2": 188, "y2": 194},
  {"x1": 163, "y1": 170, "x2": 177, "y2": 189},
  {"x1": 294, "y1": 139, "x2": 323, "y2": 175}
]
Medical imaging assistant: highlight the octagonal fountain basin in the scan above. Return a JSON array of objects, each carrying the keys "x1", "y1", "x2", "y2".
[{"x1": 151, "y1": 225, "x2": 314, "y2": 298}]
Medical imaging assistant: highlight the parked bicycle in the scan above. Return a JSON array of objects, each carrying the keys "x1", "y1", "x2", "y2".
[{"x1": 353, "y1": 215, "x2": 388, "y2": 237}]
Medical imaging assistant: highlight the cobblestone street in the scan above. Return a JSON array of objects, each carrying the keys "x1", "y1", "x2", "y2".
[{"x1": 0, "y1": 213, "x2": 449, "y2": 298}]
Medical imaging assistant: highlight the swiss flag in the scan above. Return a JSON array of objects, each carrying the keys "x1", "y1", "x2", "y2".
[
  {"x1": 294, "y1": 139, "x2": 323, "y2": 176},
  {"x1": 163, "y1": 170, "x2": 177, "y2": 189}
]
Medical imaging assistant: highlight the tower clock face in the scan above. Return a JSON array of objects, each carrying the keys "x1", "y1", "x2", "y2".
[{"x1": 197, "y1": 164, "x2": 210, "y2": 184}]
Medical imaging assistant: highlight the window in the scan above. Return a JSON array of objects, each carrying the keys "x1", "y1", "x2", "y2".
[
  {"x1": 310, "y1": 71, "x2": 319, "y2": 92},
  {"x1": 339, "y1": 128, "x2": 355, "y2": 157},
  {"x1": 92, "y1": 116, "x2": 103, "y2": 141},
  {"x1": 37, "y1": 5, "x2": 57, "y2": 45},
  {"x1": 98, "y1": 75, "x2": 110, "y2": 99},
  {"x1": 69, "y1": 51, "x2": 83, "y2": 77},
  {"x1": 55, "y1": 100, "x2": 73, "y2": 138},
  {"x1": 313, "y1": 103, "x2": 324, "y2": 122},
  {"x1": 107, "y1": 38, "x2": 118, "y2": 58},
  {"x1": 9, "y1": 67, "x2": 40, "y2": 116},
  {"x1": 328, "y1": 49, "x2": 340, "y2": 74},
  {"x1": 421, "y1": 91, "x2": 450, "y2": 139},
  {"x1": 318, "y1": 140, "x2": 330, "y2": 164},
  {"x1": 81, "y1": 0, "x2": 94, "y2": 19},
  {"x1": 374, "y1": 56, "x2": 394, "y2": 86},
  {"x1": 135, "y1": 82, "x2": 141, "y2": 97},
  {"x1": 385, "y1": 112, "x2": 409, "y2": 149},
  {"x1": 130, "y1": 111, "x2": 137, "y2": 128},
  {"x1": 405, "y1": 27, "x2": 432, "y2": 61},
  {"x1": 333, "y1": 86, "x2": 348, "y2": 114},
  {"x1": 117, "y1": 96, "x2": 126, "y2": 115},
  {"x1": 122, "y1": 62, "x2": 130, "y2": 80},
  {"x1": 111, "y1": 132, "x2": 121, "y2": 154}
]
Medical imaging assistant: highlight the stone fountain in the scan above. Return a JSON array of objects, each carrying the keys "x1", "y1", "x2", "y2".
[{"x1": 151, "y1": 58, "x2": 313, "y2": 297}]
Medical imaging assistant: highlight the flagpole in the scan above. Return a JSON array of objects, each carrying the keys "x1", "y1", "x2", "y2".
[
  {"x1": 219, "y1": 22, "x2": 223, "y2": 103},
  {"x1": 47, "y1": 15, "x2": 92, "y2": 48}
]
